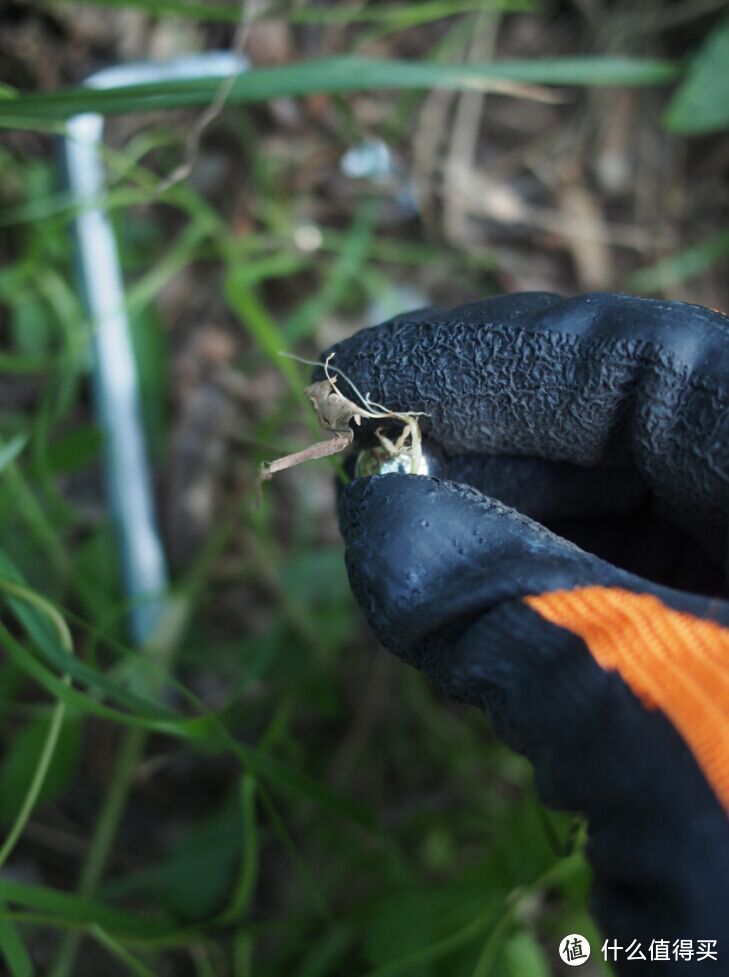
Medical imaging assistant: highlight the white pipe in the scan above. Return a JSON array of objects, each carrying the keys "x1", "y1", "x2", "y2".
[{"x1": 63, "y1": 53, "x2": 248, "y2": 645}]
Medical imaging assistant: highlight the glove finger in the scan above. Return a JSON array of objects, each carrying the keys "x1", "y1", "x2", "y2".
[
  {"x1": 340, "y1": 473, "x2": 729, "y2": 943},
  {"x1": 439, "y1": 454, "x2": 725, "y2": 592},
  {"x1": 439, "y1": 453, "x2": 647, "y2": 522},
  {"x1": 339, "y1": 473, "x2": 728, "y2": 662},
  {"x1": 319, "y1": 292, "x2": 729, "y2": 550}
]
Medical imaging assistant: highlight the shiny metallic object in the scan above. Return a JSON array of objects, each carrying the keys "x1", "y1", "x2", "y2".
[{"x1": 355, "y1": 442, "x2": 437, "y2": 479}]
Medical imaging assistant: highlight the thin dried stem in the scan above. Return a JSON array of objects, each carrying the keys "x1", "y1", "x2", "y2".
[{"x1": 261, "y1": 352, "x2": 427, "y2": 484}]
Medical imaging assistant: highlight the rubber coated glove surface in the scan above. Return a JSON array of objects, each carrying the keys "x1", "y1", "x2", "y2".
[{"x1": 316, "y1": 292, "x2": 729, "y2": 974}]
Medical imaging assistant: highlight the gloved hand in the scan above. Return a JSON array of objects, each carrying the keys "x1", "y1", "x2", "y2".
[{"x1": 316, "y1": 292, "x2": 729, "y2": 973}]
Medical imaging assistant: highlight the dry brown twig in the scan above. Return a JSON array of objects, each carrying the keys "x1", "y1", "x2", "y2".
[
  {"x1": 155, "y1": 0, "x2": 268, "y2": 195},
  {"x1": 258, "y1": 353, "x2": 427, "y2": 485}
]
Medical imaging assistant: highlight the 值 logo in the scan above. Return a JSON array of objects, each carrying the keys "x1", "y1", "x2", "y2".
[{"x1": 559, "y1": 933, "x2": 591, "y2": 966}]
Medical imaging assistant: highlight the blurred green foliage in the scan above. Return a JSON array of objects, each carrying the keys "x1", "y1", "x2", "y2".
[
  {"x1": 664, "y1": 10, "x2": 729, "y2": 133},
  {"x1": 1, "y1": 0, "x2": 724, "y2": 973}
]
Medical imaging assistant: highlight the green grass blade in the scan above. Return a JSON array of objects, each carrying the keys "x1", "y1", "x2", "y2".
[
  {"x1": 290, "y1": 0, "x2": 534, "y2": 25},
  {"x1": 0, "y1": 578, "x2": 71, "y2": 870},
  {"x1": 125, "y1": 219, "x2": 214, "y2": 319},
  {"x1": 223, "y1": 271, "x2": 300, "y2": 389},
  {"x1": 89, "y1": 926, "x2": 158, "y2": 977},
  {"x1": 0, "y1": 437, "x2": 28, "y2": 474},
  {"x1": 0, "y1": 599, "x2": 183, "y2": 722},
  {"x1": 50, "y1": 0, "x2": 534, "y2": 25},
  {"x1": 0, "y1": 549, "x2": 188, "y2": 721},
  {"x1": 628, "y1": 227, "x2": 729, "y2": 292},
  {"x1": 0, "y1": 879, "x2": 180, "y2": 941},
  {"x1": 0, "y1": 903, "x2": 34, "y2": 977},
  {"x1": 664, "y1": 12, "x2": 729, "y2": 133},
  {"x1": 367, "y1": 902, "x2": 499, "y2": 977},
  {"x1": 218, "y1": 775, "x2": 259, "y2": 924},
  {"x1": 0, "y1": 619, "x2": 209, "y2": 735},
  {"x1": 0, "y1": 617, "x2": 384, "y2": 831},
  {"x1": 50, "y1": 0, "x2": 245, "y2": 21},
  {"x1": 283, "y1": 199, "x2": 376, "y2": 341},
  {"x1": 0, "y1": 57, "x2": 680, "y2": 125},
  {"x1": 0, "y1": 697, "x2": 67, "y2": 868},
  {"x1": 469, "y1": 856, "x2": 584, "y2": 977},
  {"x1": 0, "y1": 555, "x2": 388, "y2": 830}
]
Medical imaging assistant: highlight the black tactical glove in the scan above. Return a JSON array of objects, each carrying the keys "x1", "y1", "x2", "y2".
[{"x1": 316, "y1": 292, "x2": 729, "y2": 974}]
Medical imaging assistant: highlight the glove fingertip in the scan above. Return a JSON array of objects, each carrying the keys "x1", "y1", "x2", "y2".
[{"x1": 338, "y1": 473, "x2": 590, "y2": 659}]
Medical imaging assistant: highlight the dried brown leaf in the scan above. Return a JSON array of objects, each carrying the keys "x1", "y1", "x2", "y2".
[
  {"x1": 304, "y1": 379, "x2": 363, "y2": 434},
  {"x1": 258, "y1": 377, "x2": 361, "y2": 488}
]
